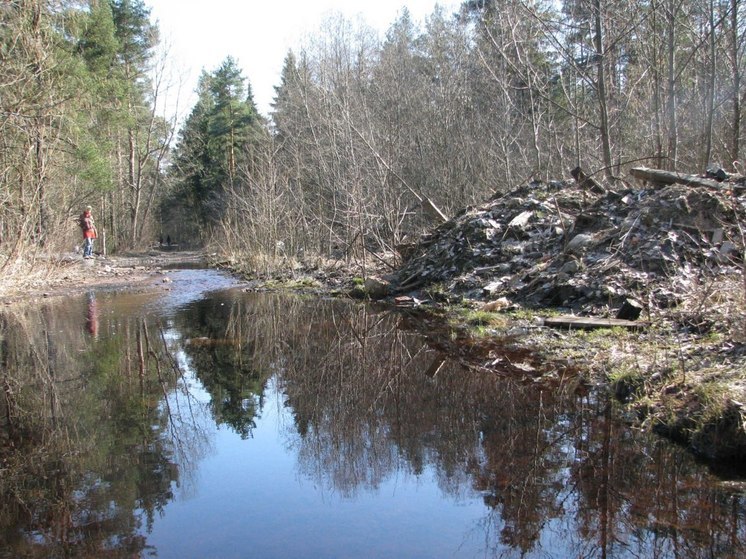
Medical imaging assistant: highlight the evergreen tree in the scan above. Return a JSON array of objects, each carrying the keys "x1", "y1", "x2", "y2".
[
  {"x1": 79, "y1": 1, "x2": 120, "y2": 76},
  {"x1": 166, "y1": 58, "x2": 264, "y2": 241},
  {"x1": 271, "y1": 50, "x2": 303, "y2": 144},
  {"x1": 72, "y1": 1, "x2": 121, "y2": 192},
  {"x1": 111, "y1": 0, "x2": 157, "y2": 89},
  {"x1": 206, "y1": 57, "x2": 261, "y2": 192}
]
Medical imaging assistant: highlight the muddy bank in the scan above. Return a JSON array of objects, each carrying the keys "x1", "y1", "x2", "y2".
[{"x1": 0, "y1": 250, "x2": 209, "y2": 305}]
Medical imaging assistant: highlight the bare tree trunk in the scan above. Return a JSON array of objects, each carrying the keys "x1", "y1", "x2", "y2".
[
  {"x1": 593, "y1": 0, "x2": 614, "y2": 180},
  {"x1": 702, "y1": 0, "x2": 717, "y2": 169},
  {"x1": 114, "y1": 137, "x2": 125, "y2": 248},
  {"x1": 730, "y1": 0, "x2": 742, "y2": 163},
  {"x1": 666, "y1": 0, "x2": 680, "y2": 170},
  {"x1": 30, "y1": 0, "x2": 50, "y2": 247},
  {"x1": 651, "y1": 1, "x2": 666, "y2": 168},
  {"x1": 35, "y1": 116, "x2": 49, "y2": 246},
  {"x1": 129, "y1": 128, "x2": 139, "y2": 246}
]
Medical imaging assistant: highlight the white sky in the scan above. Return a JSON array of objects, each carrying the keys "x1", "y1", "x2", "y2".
[{"x1": 146, "y1": 0, "x2": 462, "y2": 121}]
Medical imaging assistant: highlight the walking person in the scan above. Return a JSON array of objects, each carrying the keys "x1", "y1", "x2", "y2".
[{"x1": 79, "y1": 205, "x2": 97, "y2": 259}]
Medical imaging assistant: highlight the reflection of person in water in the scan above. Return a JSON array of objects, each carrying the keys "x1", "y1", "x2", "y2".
[{"x1": 86, "y1": 292, "x2": 99, "y2": 339}]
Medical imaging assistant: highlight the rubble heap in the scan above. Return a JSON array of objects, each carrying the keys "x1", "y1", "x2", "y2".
[{"x1": 395, "y1": 171, "x2": 746, "y2": 316}]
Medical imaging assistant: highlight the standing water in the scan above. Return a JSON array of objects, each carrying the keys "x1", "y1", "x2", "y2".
[{"x1": 0, "y1": 269, "x2": 744, "y2": 558}]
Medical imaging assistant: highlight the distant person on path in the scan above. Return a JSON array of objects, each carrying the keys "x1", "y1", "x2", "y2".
[
  {"x1": 79, "y1": 205, "x2": 97, "y2": 259},
  {"x1": 166, "y1": 234, "x2": 171, "y2": 247}
]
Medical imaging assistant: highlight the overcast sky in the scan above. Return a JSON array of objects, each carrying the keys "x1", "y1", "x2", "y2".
[{"x1": 146, "y1": 0, "x2": 462, "y2": 121}]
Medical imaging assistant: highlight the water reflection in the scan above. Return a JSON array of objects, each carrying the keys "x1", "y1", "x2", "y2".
[
  {"x1": 85, "y1": 292, "x2": 98, "y2": 339},
  {"x1": 1, "y1": 281, "x2": 744, "y2": 558},
  {"x1": 0, "y1": 298, "x2": 186, "y2": 558}
]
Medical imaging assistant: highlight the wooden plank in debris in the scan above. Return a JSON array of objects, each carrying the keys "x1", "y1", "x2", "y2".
[
  {"x1": 543, "y1": 316, "x2": 646, "y2": 330},
  {"x1": 630, "y1": 167, "x2": 723, "y2": 190},
  {"x1": 571, "y1": 166, "x2": 606, "y2": 194}
]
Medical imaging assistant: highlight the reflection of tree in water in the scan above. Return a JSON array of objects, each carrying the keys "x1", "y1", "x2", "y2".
[
  {"x1": 0, "y1": 302, "x2": 203, "y2": 558},
  {"x1": 212, "y1": 294, "x2": 746, "y2": 558},
  {"x1": 174, "y1": 296, "x2": 273, "y2": 438},
  {"x1": 569, "y1": 399, "x2": 746, "y2": 559},
  {"x1": 263, "y1": 299, "x2": 564, "y2": 539},
  {"x1": 276, "y1": 304, "x2": 575, "y2": 553}
]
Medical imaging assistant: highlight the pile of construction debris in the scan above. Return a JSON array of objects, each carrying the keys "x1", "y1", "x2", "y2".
[{"x1": 392, "y1": 167, "x2": 746, "y2": 321}]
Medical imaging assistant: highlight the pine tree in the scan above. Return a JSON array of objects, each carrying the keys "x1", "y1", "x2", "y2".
[
  {"x1": 207, "y1": 57, "x2": 261, "y2": 192},
  {"x1": 166, "y1": 58, "x2": 264, "y2": 240}
]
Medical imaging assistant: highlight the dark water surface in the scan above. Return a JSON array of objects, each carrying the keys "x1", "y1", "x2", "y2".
[{"x1": 1, "y1": 269, "x2": 744, "y2": 558}]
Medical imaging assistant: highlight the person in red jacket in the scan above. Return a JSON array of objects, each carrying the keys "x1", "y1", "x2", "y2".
[{"x1": 80, "y1": 205, "x2": 97, "y2": 259}]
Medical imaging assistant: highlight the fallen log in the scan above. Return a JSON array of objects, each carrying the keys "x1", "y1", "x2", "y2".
[
  {"x1": 630, "y1": 167, "x2": 723, "y2": 190},
  {"x1": 543, "y1": 316, "x2": 646, "y2": 331}
]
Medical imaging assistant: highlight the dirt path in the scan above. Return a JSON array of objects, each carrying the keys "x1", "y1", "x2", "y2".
[{"x1": 0, "y1": 250, "x2": 209, "y2": 305}]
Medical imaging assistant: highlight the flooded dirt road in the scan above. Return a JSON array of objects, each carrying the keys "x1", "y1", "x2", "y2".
[{"x1": 1, "y1": 268, "x2": 744, "y2": 558}]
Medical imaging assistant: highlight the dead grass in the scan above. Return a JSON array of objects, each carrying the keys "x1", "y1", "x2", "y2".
[{"x1": 0, "y1": 251, "x2": 177, "y2": 304}]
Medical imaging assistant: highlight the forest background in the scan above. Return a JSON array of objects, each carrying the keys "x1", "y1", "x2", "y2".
[{"x1": 1, "y1": 0, "x2": 744, "y2": 283}]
